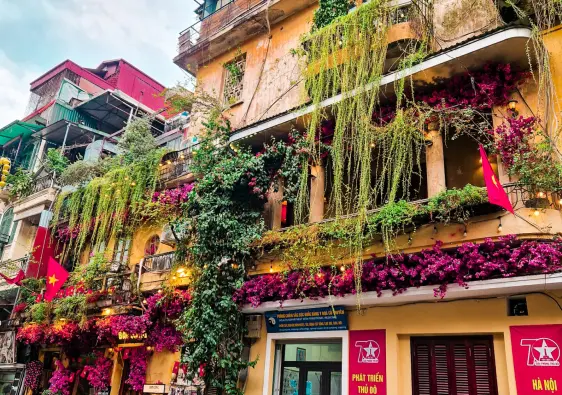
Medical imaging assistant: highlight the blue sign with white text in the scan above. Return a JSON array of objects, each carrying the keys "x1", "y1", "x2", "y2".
[{"x1": 264, "y1": 306, "x2": 348, "y2": 333}]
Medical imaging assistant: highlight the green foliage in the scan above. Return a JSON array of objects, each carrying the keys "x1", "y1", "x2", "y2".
[
  {"x1": 7, "y1": 168, "x2": 33, "y2": 200},
  {"x1": 313, "y1": 0, "x2": 354, "y2": 29},
  {"x1": 59, "y1": 159, "x2": 113, "y2": 187},
  {"x1": 175, "y1": 115, "x2": 267, "y2": 394},
  {"x1": 53, "y1": 294, "x2": 87, "y2": 322},
  {"x1": 30, "y1": 302, "x2": 49, "y2": 323},
  {"x1": 117, "y1": 117, "x2": 158, "y2": 165},
  {"x1": 367, "y1": 200, "x2": 420, "y2": 251},
  {"x1": 19, "y1": 278, "x2": 45, "y2": 305},
  {"x1": 426, "y1": 184, "x2": 489, "y2": 223},
  {"x1": 44, "y1": 148, "x2": 70, "y2": 177},
  {"x1": 69, "y1": 252, "x2": 109, "y2": 289},
  {"x1": 52, "y1": 137, "x2": 164, "y2": 256}
]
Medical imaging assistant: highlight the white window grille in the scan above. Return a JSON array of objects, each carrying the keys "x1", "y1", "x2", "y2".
[{"x1": 223, "y1": 55, "x2": 246, "y2": 105}]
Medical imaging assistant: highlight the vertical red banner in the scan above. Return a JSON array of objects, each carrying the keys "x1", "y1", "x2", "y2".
[
  {"x1": 510, "y1": 325, "x2": 562, "y2": 394},
  {"x1": 349, "y1": 330, "x2": 386, "y2": 395}
]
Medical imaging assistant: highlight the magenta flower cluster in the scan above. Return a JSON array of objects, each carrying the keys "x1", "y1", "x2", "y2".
[
  {"x1": 125, "y1": 347, "x2": 149, "y2": 391},
  {"x1": 145, "y1": 290, "x2": 190, "y2": 321},
  {"x1": 146, "y1": 322, "x2": 184, "y2": 352},
  {"x1": 49, "y1": 360, "x2": 74, "y2": 395},
  {"x1": 23, "y1": 361, "x2": 43, "y2": 390},
  {"x1": 96, "y1": 315, "x2": 149, "y2": 344},
  {"x1": 82, "y1": 352, "x2": 112, "y2": 390},
  {"x1": 490, "y1": 115, "x2": 536, "y2": 167},
  {"x1": 234, "y1": 236, "x2": 562, "y2": 306},
  {"x1": 152, "y1": 183, "x2": 194, "y2": 206}
]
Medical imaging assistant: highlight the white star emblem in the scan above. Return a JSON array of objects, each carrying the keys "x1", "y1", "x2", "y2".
[
  {"x1": 534, "y1": 340, "x2": 557, "y2": 360},
  {"x1": 364, "y1": 342, "x2": 378, "y2": 357}
]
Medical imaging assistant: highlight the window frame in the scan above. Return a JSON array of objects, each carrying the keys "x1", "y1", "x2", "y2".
[{"x1": 222, "y1": 54, "x2": 247, "y2": 106}]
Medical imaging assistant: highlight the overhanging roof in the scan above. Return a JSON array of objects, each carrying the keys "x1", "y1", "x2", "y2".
[
  {"x1": 230, "y1": 26, "x2": 534, "y2": 146},
  {"x1": 0, "y1": 121, "x2": 44, "y2": 146},
  {"x1": 32, "y1": 119, "x2": 110, "y2": 145},
  {"x1": 76, "y1": 90, "x2": 166, "y2": 133}
]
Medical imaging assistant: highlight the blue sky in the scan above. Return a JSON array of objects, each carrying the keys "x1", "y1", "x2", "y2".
[{"x1": 0, "y1": 0, "x2": 198, "y2": 126}]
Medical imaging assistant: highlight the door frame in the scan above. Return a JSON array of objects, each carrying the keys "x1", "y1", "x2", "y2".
[{"x1": 262, "y1": 330, "x2": 349, "y2": 395}]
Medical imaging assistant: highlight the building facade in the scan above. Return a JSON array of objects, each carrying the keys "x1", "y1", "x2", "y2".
[{"x1": 2, "y1": 1, "x2": 562, "y2": 395}]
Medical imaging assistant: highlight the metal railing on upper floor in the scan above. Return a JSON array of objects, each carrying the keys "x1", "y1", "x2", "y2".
[
  {"x1": 142, "y1": 251, "x2": 176, "y2": 272},
  {"x1": 177, "y1": 0, "x2": 269, "y2": 57},
  {"x1": 158, "y1": 147, "x2": 194, "y2": 184},
  {"x1": 30, "y1": 174, "x2": 57, "y2": 195}
]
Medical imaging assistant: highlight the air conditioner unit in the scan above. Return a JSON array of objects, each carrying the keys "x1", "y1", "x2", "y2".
[
  {"x1": 160, "y1": 224, "x2": 177, "y2": 246},
  {"x1": 245, "y1": 315, "x2": 262, "y2": 339}
]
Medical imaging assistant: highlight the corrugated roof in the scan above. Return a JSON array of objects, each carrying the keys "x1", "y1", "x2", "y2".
[{"x1": 0, "y1": 121, "x2": 44, "y2": 146}]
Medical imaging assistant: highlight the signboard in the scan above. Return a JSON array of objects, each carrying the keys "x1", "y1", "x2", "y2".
[
  {"x1": 118, "y1": 331, "x2": 147, "y2": 343},
  {"x1": 349, "y1": 330, "x2": 386, "y2": 395},
  {"x1": 143, "y1": 384, "x2": 166, "y2": 394},
  {"x1": 264, "y1": 306, "x2": 347, "y2": 333},
  {"x1": 510, "y1": 325, "x2": 562, "y2": 393}
]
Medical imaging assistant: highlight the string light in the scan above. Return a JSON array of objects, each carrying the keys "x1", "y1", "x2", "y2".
[
  {"x1": 231, "y1": 263, "x2": 240, "y2": 269},
  {"x1": 463, "y1": 225, "x2": 468, "y2": 237},
  {"x1": 269, "y1": 265, "x2": 273, "y2": 273},
  {"x1": 408, "y1": 233, "x2": 412, "y2": 245},
  {"x1": 534, "y1": 209, "x2": 540, "y2": 217},
  {"x1": 433, "y1": 225, "x2": 438, "y2": 234},
  {"x1": 340, "y1": 265, "x2": 346, "y2": 272},
  {"x1": 497, "y1": 217, "x2": 503, "y2": 233},
  {"x1": 370, "y1": 142, "x2": 375, "y2": 148},
  {"x1": 130, "y1": 182, "x2": 136, "y2": 186},
  {"x1": 167, "y1": 160, "x2": 172, "y2": 165},
  {"x1": 559, "y1": 198, "x2": 562, "y2": 205},
  {"x1": 537, "y1": 191, "x2": 546, "y2": 198}
]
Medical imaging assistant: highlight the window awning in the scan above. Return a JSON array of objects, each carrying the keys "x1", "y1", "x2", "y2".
[{"x1": 0, "y1": 121, "x2": 44, "y2": 147}]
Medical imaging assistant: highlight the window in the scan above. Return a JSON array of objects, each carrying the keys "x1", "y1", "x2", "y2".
[
  {"x1": 203, "y1": 0, "x2": 234, "y2": 17},
  {"x1": 145, "y1": 235, "x2": 160, "y2": 256},
  {"x1": 112, "y1": 238, "x2": 131, "y2": 272},
  {"x1": 411, "y1": 336, "x2": 498, "y2": 395},
  {"x1": 223, "y1": 55, "x2": 246, "y2": 105}
]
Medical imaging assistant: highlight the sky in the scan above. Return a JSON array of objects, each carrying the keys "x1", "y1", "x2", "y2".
[{"x1": 0, "y1": 0, "x2": 198, "y2": 126}]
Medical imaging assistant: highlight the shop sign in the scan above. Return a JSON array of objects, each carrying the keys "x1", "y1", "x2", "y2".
[
  {"x1": 349, "y1": 330, "x2": 386, "y2": 395},
  {"x1": 143, "y1": 384, "x2": 166, "y2": 394},
  {"x1": 118, "y1": 331, "x2": 148, "y2": 343},
  {"x1": 264, "y1": 306, "x2": 347, "y2": 333},
  {"x1": 510, "y1": 325, "x2": 562, "y2": 393}
]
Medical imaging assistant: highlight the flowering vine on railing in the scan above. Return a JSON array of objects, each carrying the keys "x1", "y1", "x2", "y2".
[{"x1": 235, "y1": 236, "x2": 562, "y2": 307}]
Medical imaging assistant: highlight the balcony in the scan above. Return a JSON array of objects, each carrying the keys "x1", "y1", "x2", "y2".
[
  {"x1": 12, "y1": 175, "x2": 58, "y2": 223},
  {"x1": 139, "y1": 251, "x2": 177, "y2": 292},
  {"x1": 158, "y1": 147, "x2": 194, "y2": 187},
  {"x1": 87, "y1": 272, "x2": 136, "y2": 314},
  {"x1": 174, "y1": 0, "x2": 317, "y2": 75}
]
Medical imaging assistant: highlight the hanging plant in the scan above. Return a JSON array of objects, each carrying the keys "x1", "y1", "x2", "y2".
[
  {"x1": 82, "y1": 352, "x2": 112, "y2": 390},
  {"x1": 125, "y1": 347, "x2": 149, "y2": 391},
  {"x1": 24, "y1": 361, "x2": 43, "y2": 390}
]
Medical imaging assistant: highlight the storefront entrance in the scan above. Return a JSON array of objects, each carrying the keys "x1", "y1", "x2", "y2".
[{"x1": 275, "y1": 342, "x2": 342, "y2": 395}]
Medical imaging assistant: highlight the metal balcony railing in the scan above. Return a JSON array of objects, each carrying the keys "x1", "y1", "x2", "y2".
[
  {"x1": 143, "y1": 251, "x2": 176, "y2": 272},
  {"x1": 177, "y1": 0, "x2": 269, "y2": 57},
  {"x1": 158, "y1": 147, "x2": 193, "y2": 184}
]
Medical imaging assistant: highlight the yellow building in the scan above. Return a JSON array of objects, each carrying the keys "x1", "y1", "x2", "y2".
[{"x1": 5, "y1": 1, "x2": 562, "y2": 395}]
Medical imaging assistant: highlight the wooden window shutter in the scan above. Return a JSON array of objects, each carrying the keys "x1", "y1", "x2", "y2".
[{"x1": 411, "y1": 336, "x2": 498, "y2": 395}]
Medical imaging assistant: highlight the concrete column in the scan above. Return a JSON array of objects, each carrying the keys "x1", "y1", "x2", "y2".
[
  {"x1": 425, "y1": 130, "x2": 447, "y2": 197},
  {"x1": 265, "y1": 183, "x2": 284, "y2": 230},
  {"x1": 309, "y1": 165, "x2": 325, "y2": 223}
]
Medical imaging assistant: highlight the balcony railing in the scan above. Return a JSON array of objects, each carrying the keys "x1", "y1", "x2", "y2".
[
  {"x1": 177, "y1": 0, "x2": 268, "y2": 57},
  {"x1": 143, "y1": 251, "x2": 176, "y2": 272},
  {"x1": 30, "y1": 174, "x2": 56, "y2": 195},
  {"x1": 158, "y1": 147, "x2": 193, "y2": 184},
  {"x1": 89, "y1": 272, "x2": 135, "y2": 307}
]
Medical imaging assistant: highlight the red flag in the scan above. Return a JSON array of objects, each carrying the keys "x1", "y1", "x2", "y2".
[
  {"x1": 44, "y1": 257, "x2": 69, "y2": 302},
  {"x1": 0, "y1": 269, "x2": 25, "y2": 285},
  {"x1": 479, "y1": 144, "x2": 514, "y2": 214}
]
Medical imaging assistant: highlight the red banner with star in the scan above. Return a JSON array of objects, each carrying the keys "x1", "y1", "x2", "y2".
[
  {"x1": 510, "y1": 325, "x2": 562, "y2": 394},
  {"x1": 44, "y1": 257, "x2": 68, "y2": 301},
  {"x1": 349, "y1": 330, "x2": 386, "y2": 395}
]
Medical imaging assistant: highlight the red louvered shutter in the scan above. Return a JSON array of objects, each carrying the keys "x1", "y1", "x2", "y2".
[{"x1": 411, "y1": 336, "x2": 498, "y2": 395}]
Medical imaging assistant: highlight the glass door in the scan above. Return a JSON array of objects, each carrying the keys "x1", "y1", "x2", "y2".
[{"x1": 277, "y1": 343, "x2": 342, "y2": 395}]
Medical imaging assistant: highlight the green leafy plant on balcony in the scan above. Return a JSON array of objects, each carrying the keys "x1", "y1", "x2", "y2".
[
  {"x1": 44, "y1": 148, "x2": 70, "y2": 178},
  {"x1": 6, "y1": 168, "x2": 33, "y2": 200},
  {"x1": 53, "y1": 294, "x2": 87, "y2": 322}
]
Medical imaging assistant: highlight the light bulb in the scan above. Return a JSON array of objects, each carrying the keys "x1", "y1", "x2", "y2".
[
  {"x1": 269, "y1": 265, "x2": 273, "y2": 273},
  {"x1": 498, "y1": 224, "x2": 503, "y2": 232},
  {"x1": 340, "y1": 265, "x2": 345, "y2": 272},
  {"x1": 534, "y1": 209, "x2": 540, "y2": 217},
  {"x1": 537, "y1": 191, "x2": 545, "y2": 198}
]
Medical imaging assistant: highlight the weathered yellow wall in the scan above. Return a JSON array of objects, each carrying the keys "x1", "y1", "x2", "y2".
[
  {"x1": 194, "y1": 4, "x2": 316, "y2": 133},
  {"x1": 243, "y1": 291, "x2": 562, "y2": 395},
  {"x1": 145, "y1": 350, "x2": 181, "y2": 386}
]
